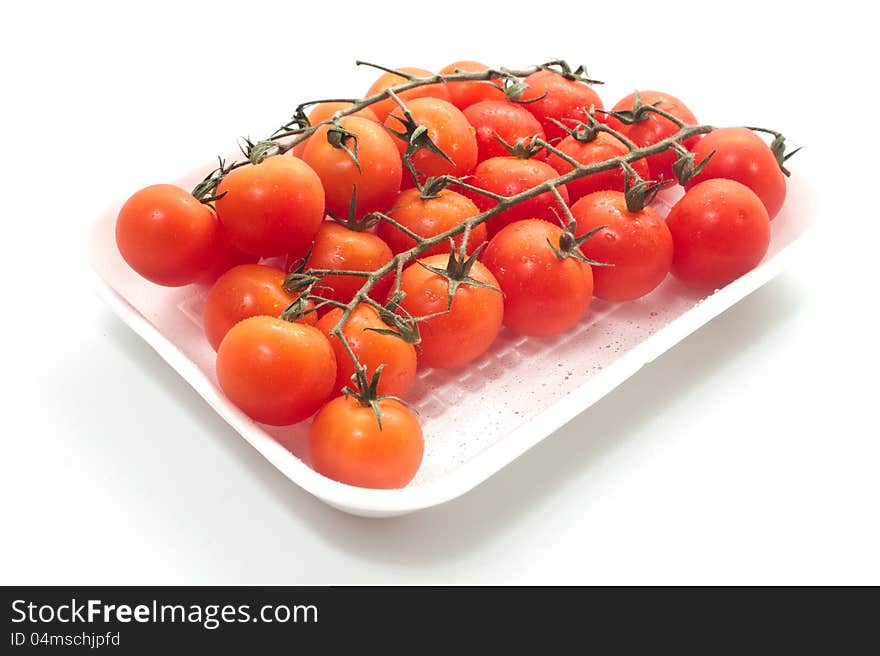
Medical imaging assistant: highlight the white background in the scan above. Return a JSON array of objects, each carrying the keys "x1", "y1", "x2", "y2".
[{"x1": 2, "y1": 1, "x2": 877, "y2": 584}]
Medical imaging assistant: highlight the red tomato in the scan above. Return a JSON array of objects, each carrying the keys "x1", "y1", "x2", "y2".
[
  {"x1": 215, "y1": 156, "x2": 324, "y2": 257},
  {"x1": 203, "y1": 264, "x2": 316, "y2": 351},
  {"x1": 686, "y1": 127, "x2": 786, "y2": 219},
  {"x1": 216, "y1": 316, "x2": 336, "y2": 425},
  {"x1": 317, "y1": 305, "x2": 417, "y2": 398},
  {"x1": 605, "y1": 90, "x2": 698, "y2": 183},
  {"x1": 365, "y1": 66, "x2": 451, "y2": 123},
  {"x1": 302, "y1": 116, "x2": 402, "y2": 220},
  {"x1": 395, "y1": 253, "x2": 503, "y2": 368},
  {"x1": 463, "y1": 157, "x2": 569, "y2": 237},
  {"x1": 463, "y1": 100, "x2": 547, "y2": 162},
  {"x1": 545, "y1": 131, "x2": 651, "y2": 203},
  {"x1": 377, "y1": 187, "x2": 484, "y2": 256},
  {"x1": 195, "y1": 227, "x2": 258, "y2": 285},
  {"x1": 116, "y1": 184, "x2": 220, "y2": 286},
  {"x1": 482, "y1": 219, "x2": 594, "y2": 336},
  {"x1": 291, "y1": 102, "x2": 379, "y2": 158},
  {"x1": 518, "y1": 69, "x2": 604, "y2": 143},
  {"x1": 310, "y1": 395, "x2": 424, "y2": 489},
  {"x1": 383, "y1": 97, "x2": 477, "y2": 179},
  {"x1": 570, "y1": 191, "x2": 673, "y2": 301},
  {"x1": 666, "y1": 179, "x2": 771, "y2": 290},
  {"x1": 439, "y1": 60, "x2": 505, "y2": 109},
  {"x1": 299, "y1": 222, "x2": 394, "y2": 305}
]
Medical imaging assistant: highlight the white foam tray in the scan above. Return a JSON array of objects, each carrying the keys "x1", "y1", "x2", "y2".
[{"x1": 89, "y1": 165, "x2": 813, "y2": 517}]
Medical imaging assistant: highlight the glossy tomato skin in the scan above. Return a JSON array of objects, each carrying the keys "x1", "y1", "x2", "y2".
[
  {"x1": 482, "y1": 219, "x2": 594, "y2": 336},
  {"x1": 439, "y1": 61, "x2": 506, "y2": 109},
  {"x1": 302, "y1": 116, "x2": 402, "y2": 220},
  {"x1": 309, "y1": 395, "x2": 424, "y2": 489},
  {"x1": 377, "y1": 188, "x2": 484, "y2": 256},
  {"x1": 291, "y1": 102, "x2": 379, "y2": 158},
  {"x1": 300, "y1": 222, "x2": 394, "y2": 305},
  {"x1": 519, "y1": 70, "x2": 604, "y2": 143},
  {"x1": 395, "y1": 254, "x2": 503, "y2": 369},
  {"x1": 116, "y1": 184, "x2": 220, "y2": 286},
  {"x1": 605, "y1": 90, "x2": 698, "y2": 184},
  {"x1": 215, "y1": 156, "x2": 324, "y2": 257},
  {"x1": 545, "y1": 132, "x2": 651, "y2": 203},
  {"x1": 384, "y1": 97, "x2": 478, "y2": 179},
  {"x1": 463, "y1": 157, "x2": 569, "y2": 237},
  {"x1": 216, "y1": 316, "x2": 336, "y2": 425},
  {"x1": 317, "y1": 305, "x2": 417, "y2": 398},
  {"x1": 203, "y1": 264, "x2": 315, "y2": 351},
  {"x1": 686, "y1": 127, "x2": 786, "y2": 220},
  {"x1": 195, "y1": 227, "x2": 258, "y2": 285},
  {"x1": 365, "y1": 67, "x2": 451, "y2": 123},
  {"x1": 666, "y1": 179, "x2": 771, "y2": 290},
  {"x1": 463, "y1": 100, "x2": 547, "y2": 162},
  {"x1": 570, "y1": 191, "x2": 673, "y2": 301}
]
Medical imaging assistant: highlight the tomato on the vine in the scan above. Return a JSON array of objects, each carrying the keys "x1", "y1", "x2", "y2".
[
  {"x1": 383, "y1": 97, "x2": 477, "y2": 180},
  {"x1": 570, "y1": 190, "x2": 673, "y2": 301},
  {"x1": 203, "y1": 264, "x2": 315, "y2": 351},
  {"x1": 317, "y1": 304, "x2": 417, "y2": 398},
  {"x1": 545, "y1": 131, "x2": 650, "y2": 203},
  {"x1": 365, "y1": 66, "x2": 451, "y2": 123},
  {"x1": 439, "y1": 60, "x2": 505, "y2": 109},
  {"x1": 463, "y1": 100, "x2": 547, "y2": 162},
  {"x1": 605, "y1": 90, "x2": 698, "y2": 183},
  {"x1": 463, "y1": 156, "x2": 569, "y2": 237},
  {"x1": 195, "y1": 228, "x2": 258, "y2": 285},
  {"x1": 395, "y1": 253, "x2": 503, "y2": 369},
  {"x1": 685, "y1": 127, "x2": 786, "y2": 220},
  {"x1": 296, "y1": 222, "x2": 394, "y2": 306},
  {"x1": 216, "y1": 316, "x2": 336, "y2": 425},
  {"x1": 377, "y1": 187, "x2": 484, "y2": 256},
  {"x1": 518, "y1": 69, "x2": 604, "y2": 143},
  {"x1": 291, "y1": 102, "x2": 379, "y2": 158},
  {"x1": 215, "y1": 156, "x2": 324, "y2": 257},
  {"x1": 482, "y1": 219, "x2": 594, "y2": 336},
  {"x1": 310, "y1": 395, "x2": 424, "y2": 489},
  {"x1": 302, "y1": 116, "x2": 402, "y2": 220},
  {"x1": 666, "y1": 178, "x2": 771, "y2": 290},
  {"x1": 116, "y1": 184, "x2": 220, "y2": 286}
]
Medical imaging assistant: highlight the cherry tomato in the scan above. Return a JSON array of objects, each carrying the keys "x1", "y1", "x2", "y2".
[
  {"x1": 605, "y1": 90, "x2": 698, "y2": 183},
  {"x1": 317, "y1": 305, "x2": 417, "y2": 398},
  {"x1": 215, "y1": 156, "x2": 324, "y2": 257},
  {"x1": 216, "y1": 316, "x2": 336, "y2": 425},
  {"x1": 377, "y1": 187, "x2": 484, "y2": 256},
  {"x1": 518, "y1": 69, "x2": 604, "y2": 143},
  {"x1": 463, "y1": 157, "x2": 569, "y2": 237},
  {"x1": 666, "y1": 179, "x2": 771, "y2": 290},
  {"x1": 384, "y1": 97, "x2": 477, "y2": 179},
  {"x1": 302, "y1": 116, "x2": 402, "y2": 220},
  {"x1": 439, "y1": 60, "x2": 505, "y2": 109},
  {"x1": 570, "y1": 191, "x2": 673, "y2": 301},
  {"x1": 203, "y1": 264, "x2": 315, "y2": 352},
  {"x1": 116, "y1": 184, "x2": 220, "y2": 286},
  {"x1": 298, "y1": 222, "x2": 394, "y2": 305},
  {"x1": 195, "y1": 227, "x2": 258, "y2": 285},
  {"x1": 291, "y1": 102, "x2": 379, "y2": 158},
  {"x1": 395, "y1": 254, "x2": 503, "y2": 369},
  {"x1": 463, "y1": 100, "x2": 547, "y2": 162},
  {"x1": 482, "y1": 219, "x2": 594, "y2": 336},
  {"x1": 686, "y1": 127, "x2": 786, "y2": 219},
  {"x1": 365, "y1": 66, "x2": 451, "y2": 123},
  {"x1": 310, "y1": 395, "x2": 424, "y2": 489},
  {"x1": 545, "y1": 131, "x2": 650, "y2": 203}
]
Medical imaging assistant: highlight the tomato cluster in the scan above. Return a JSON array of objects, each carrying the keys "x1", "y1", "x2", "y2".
[{"x1": 115, "y1": 60, "x2": 791, "y2": 490}]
